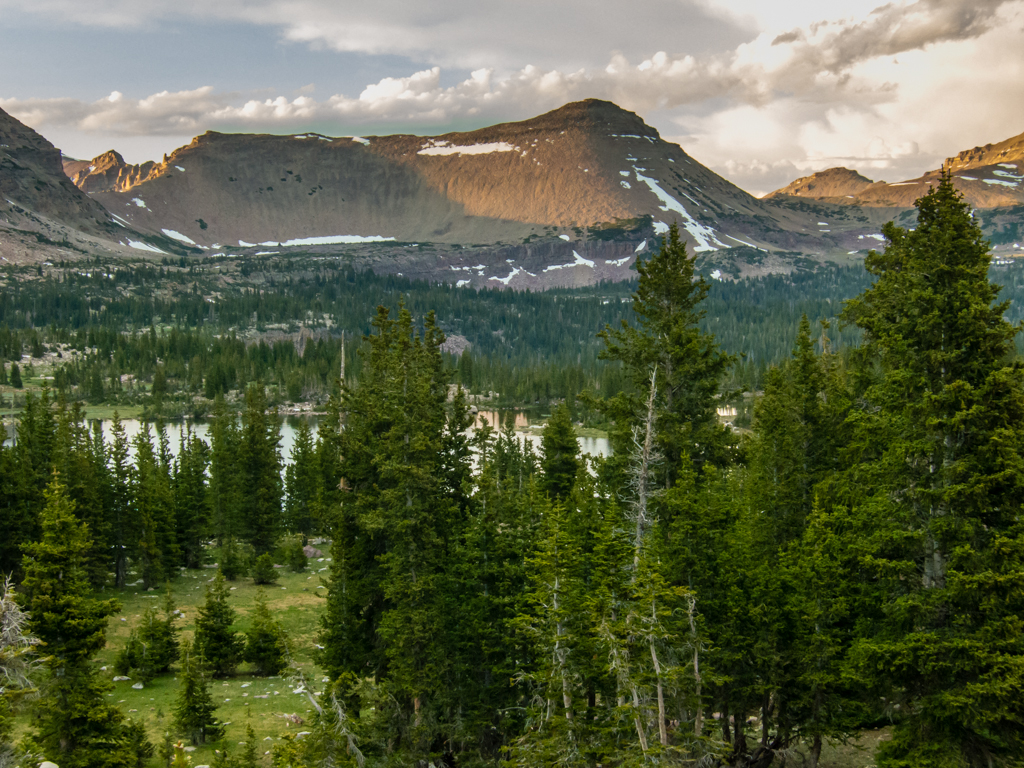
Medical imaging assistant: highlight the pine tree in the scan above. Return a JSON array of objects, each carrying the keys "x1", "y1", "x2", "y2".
[
  {"x1": 595, "y1": 222, "x2": 734, "y2": 487},
  {"x1": 250, "y1": 553, "x2": 279, "y2": 585},
  {"x1": 174, "y1": 639, "x2": 223, "y2": 745},
  {"x1": 243, "y1": 588, "x2": 288, "y2": 676},
  {"x1": 237, "y1": 383, "x2": 284, "y2": 554},
  {"x1": 9, "y1": 362, "x2": 21, "y2": 389},
  {"x1": 173, "y1": 426, "x2": 211, "y2": 569},
  {"x1": 133, "y1": 423, "x2": 178, "y2": 588},
  {"x1": 19, "y1": 474, "x2": 135, "y2": 768},
  {"x1": 1, "y1": 577, "x2": 39, "y2": 767},
  {"x1": 208, "y1": 395, "x2": 241, "y2": 545},
  {"x1": 841, "y1": 174, "x2": 1024, "y2": 767},
  {"x1": 540, "y1": 403, "x2": 580, "y2": 503},
  {"x1": 107, "y1": 413, "x2": 134, "y2": 588},
  {"x1": 193, "y1": 571, "x2": 244, "y2": 677},
  {"x1": 284, "y1": 418, "x2": 318, "y2": 535}
]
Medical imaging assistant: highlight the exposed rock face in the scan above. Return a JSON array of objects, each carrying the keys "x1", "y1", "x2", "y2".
[
  {"x1": 765, "y1": 167, "x2": 877, "y2": 201},
  {"x1": 0, "y1": 106, "x2": 112, "y2": 232},
  {"x1": 63, "y1": 150, "x2": 158, "y2": 193},
  {"x1": 767, "y1": 129, "x2": 1024, "y2": 209},
  {"x1": 63, "y1": 99, "x2": 837, "y2": 259}
]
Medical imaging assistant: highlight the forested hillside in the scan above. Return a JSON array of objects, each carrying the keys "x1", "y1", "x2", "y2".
[{"x1": 2, "y1": 177, "x2": 1024, "y2": 768}]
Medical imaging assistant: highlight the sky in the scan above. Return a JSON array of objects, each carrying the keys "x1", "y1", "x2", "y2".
[{"x1": 1, "y1": 0, "x2": 1023, "y2": 196}]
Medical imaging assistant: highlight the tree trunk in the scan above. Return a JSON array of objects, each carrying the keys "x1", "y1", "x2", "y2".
[{"x1": 808, "y1": 734, "x2": 822, "y2": 768}]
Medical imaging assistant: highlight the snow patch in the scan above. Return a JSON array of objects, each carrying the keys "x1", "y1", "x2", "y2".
[
  {"x1": 710, "y1": 269, "x2": 722, "y2": 281},
  {"x1": 128, "y1": 240, "x2": 166, "y2": 254},
  {"x1": 350, "y1": 137, "x2": 370, "y2": 145},
  {"x1": 993, "y1": 169, "x2": 1024, "y2": 180},
  {"x1": 725, "y1": 234, "x2": 761, "y2": 250},
  {"x1": 246, "y1": 235, "x2": 397, "y2": 247},
  {"x1": 958, "y1": 176, "x2": 978, "y2": 181},
  {"x1": 620, "y1": 171, "x2": 631, "y2": 177},
  {"x1": 418, "y1": 140, "x2": 515, "y2": 156},
  {"x1": 175, "y1": 166, "x2": 185, "y2": 172},
  {"x1": 653, "y1": 221, "x2": 669, "y2": 234},
  {"x1": 634, "y1": 169, "x2": 723, "y2": 252},
  {"x1": 456, "y1": 279, "x2": 471, "y2": 288},
  {"x1": 132, "y1": 198, "x2": 147, "y2": 208},
  {"x1": 489, "y1": 267, "x2": 521, "y2": 285},
  {"x1": 161, "y1": 229, "x2": 195, "y2": 245},
  {"x1": 558, "y1": 234, "x2": 571, "y2": 241},
  {"x1": 605, "y1": 256, "x2": 632, "y2": 267},
  {"x1": 635, "y1": 240, "x2": 647, "y2": 253},
  {"x1": 239, "y1": 240, "x2": 257, "y2": 247},
  {"x1": 621, "y1": 181, "x2": 631, "y2": 189},
  {"x1": 255, "y1": 251, "x2": 279, "y2": 256},
  {"x1": 998, "y1": 163, "x2": 1018, "y2": 169},
  {"x1": 983, "y1": 179, "x2": 1019, "y2": 188},
  {"x1": 543, "y1": 251, "x2": 595, "y2": 272}
]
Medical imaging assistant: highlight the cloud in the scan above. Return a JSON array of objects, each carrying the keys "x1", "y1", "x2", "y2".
[
  {"x1": 0, "y1": 0, "x2": 754, "y2": 71},
  {"x1": 3, "y1": 0, "x2": 1022, "y2": 193}
]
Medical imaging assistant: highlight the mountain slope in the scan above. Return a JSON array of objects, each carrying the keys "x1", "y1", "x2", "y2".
[
  {"x1": 766, "y1": 130, "x2": 1024, "y2": 209},
  {"x1": 64, "y1": 100, "x2": 842, "y2": 265},
  {"x1": 1, "y1": 106, "x2": 113, "y2": 232}
]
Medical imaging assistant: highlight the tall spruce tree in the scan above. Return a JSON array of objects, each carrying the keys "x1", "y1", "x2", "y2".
[
  {"x1": 284, "y1": 418, "x2": 318, "y2": 535},
  {"x1": 595, "y1": 222, "x2": 734, "y2": 487},
  {"x1": 173, "y1": 426, "x2": 211, "y2": 569},
  {"x1": 193, "y1": 571, "x2": 244, "y2": 677},
  {"x1": 237, "y1": 383, "x2": 283, "y2": 554},
  {"x1": 540, "y1": 403, "x2": 580, "y2": 503},
  {"x1": 208, "y1": 395, "x2": 241, "y2": 545},
  {"x1": 19, "y1": 475, "x2": 136, "y2": 768},
  {"x1": 133, "y1": 423, "x2": 178, "y2": 588},
  {"x1": 174, "y1": 639, "x2": 223, "y2": 745},
  {"x1": 840, "y1": 174, "x2": 1024, "y2": 767}
]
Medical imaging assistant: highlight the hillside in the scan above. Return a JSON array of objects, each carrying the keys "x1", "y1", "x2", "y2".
[
  {"x1": 766, "y1": 130, "x2": 1024, "y2": 211},
  {"x1": 60, "y1": 100, "x2": 887, "y2": 285}
]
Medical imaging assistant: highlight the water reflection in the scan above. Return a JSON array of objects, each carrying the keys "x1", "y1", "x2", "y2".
[{"x1": 2, "y1": 409, "x2": 611, "y2": 460}]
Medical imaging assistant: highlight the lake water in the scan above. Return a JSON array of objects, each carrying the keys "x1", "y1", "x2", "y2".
[{"x1": 2, "y1": 410, "x2": 611, "y2": 463}]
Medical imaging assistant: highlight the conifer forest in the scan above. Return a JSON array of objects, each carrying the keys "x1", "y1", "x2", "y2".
[{"x1": 3, "y1": 177, "x2": 1024, "y2": 768}]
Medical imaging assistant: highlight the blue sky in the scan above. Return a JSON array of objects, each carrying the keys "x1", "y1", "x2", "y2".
[{"x1": 2, "y1": 0, "x2": 1023, "y2": 195}]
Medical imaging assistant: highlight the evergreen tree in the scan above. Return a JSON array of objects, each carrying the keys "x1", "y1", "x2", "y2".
[
  {"x1": 208, "y1": 395, "x2": 241, "y2": 545},
  {"x1": 243, "y1": 589, "x2": 288, "y2": 676},
  {"x1": 250, "y1": 553, "x2": 278, "y2": 585},
  {"x1": 173, "y1": 426, "x2": 211, "y2": 569},
  {"x1": 841, "y1": 174, "x2": 1024, "y2": 767},
  {"x1": 18, "y1": 475, "x2": 135, "y2": 768},
  {"x1": 133, "y1": 423, "x2": 178, "y2": 588},
  {"x1": 540, "y1": 403, "x2": 580, "y2": 502},
  {"x1": 237, "y1": 383, "x2": 284, "y2": 554},
  {"x1": 0, "y1": 577, "x2": 38, "y2": 768},
  {"x1": 9, "y1": 362, "x2": 21, "y2": 389},
  {"x1": 174, "y1": 639, "x2": 223, "y2": 745},
  {"x1": 595, "y1": 222, "x2": 734, "y2": 487},
  {"x1": 193, "y1": 571, "x2": 244, "y2": 677},
  {"x1": 284, "y1": 418, "x2": 318, "y2": 535},
  {"x1": 107, "y1": 414, "x2": 134, "y2": 588}
]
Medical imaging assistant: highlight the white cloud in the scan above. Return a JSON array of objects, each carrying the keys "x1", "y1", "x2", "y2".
[{"x1": 2, "y1": 0, "x2": 1021, "y2": 194}]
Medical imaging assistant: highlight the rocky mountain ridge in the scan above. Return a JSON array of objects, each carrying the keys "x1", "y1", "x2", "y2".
[{"x1": 767, "y1": 132, "x2": 1024, "y2": 210}]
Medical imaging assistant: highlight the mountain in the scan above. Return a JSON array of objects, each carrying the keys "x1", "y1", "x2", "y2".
[
  {"x1": 60, "y1": 100, "x2": 873, "y2": 285},
  {"x1": 766, "y1": 131, "x2": 1024, "y2": 210},
  {"x1": 765, "y1": 167, "x2": 877, "y2": 201},
  {"x1": 0, "y1": 107, "x2": 113, "y2": 226}
]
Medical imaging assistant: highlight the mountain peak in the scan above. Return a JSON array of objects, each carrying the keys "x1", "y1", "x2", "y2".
[{"x1": 765, "y1": 167, "x2": 877, "y2": 200}]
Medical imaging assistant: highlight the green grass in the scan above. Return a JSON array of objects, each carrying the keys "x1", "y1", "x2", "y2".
[{"x1": 15, "y1": 555, "x2": 333, "y2": 765}]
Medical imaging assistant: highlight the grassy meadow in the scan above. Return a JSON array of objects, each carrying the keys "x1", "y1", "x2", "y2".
[{"x1": 63, "y1": 555, "x2": 328, "y2": 765}]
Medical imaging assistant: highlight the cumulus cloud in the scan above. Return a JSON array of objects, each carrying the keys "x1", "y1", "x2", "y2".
[
  {"x1": 3, "y1": 0, "x2": 1022, "y2": 193},
  {"x1": 0, "y1": 0, "x2": 754, "y2": 71}
]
